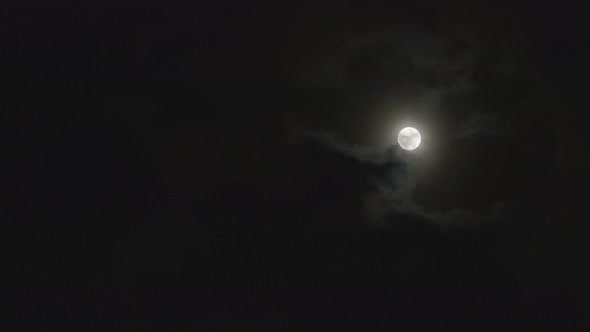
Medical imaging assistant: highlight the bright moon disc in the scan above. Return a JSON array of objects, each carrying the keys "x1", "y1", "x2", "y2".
[{"x1": 397, "y1": 127, "x2": 421, "y2": 150}]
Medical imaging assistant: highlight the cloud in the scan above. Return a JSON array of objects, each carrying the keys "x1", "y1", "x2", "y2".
[
  {"x1": 294, "y1": 131, "x2": 527, "y2": 231},
  {"x1": 456, "y1": 112, "x2": 501, "y2": 138}
]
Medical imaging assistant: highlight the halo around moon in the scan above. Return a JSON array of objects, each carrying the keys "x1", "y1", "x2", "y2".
[{"x1": 397, "y1": 127, "x2": 421, "y2": 150}]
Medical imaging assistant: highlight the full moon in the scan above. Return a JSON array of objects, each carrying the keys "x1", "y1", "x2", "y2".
[{"x1": 397, "y1": 127, "x2": 421, "y2": 150}]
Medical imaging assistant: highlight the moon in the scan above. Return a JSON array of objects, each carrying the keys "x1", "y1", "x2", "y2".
[{"x1": 397, "y1": 127, "x2": 421, "y2": 150}]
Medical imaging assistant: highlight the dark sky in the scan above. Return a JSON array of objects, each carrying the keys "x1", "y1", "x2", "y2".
[{"x1": 2, "y1": 0, "x2": 589, "y2": 329}]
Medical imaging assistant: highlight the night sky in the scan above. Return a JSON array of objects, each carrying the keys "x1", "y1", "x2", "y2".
[{"x1": 2, "y1": 0, "x2": 590, "y2": 329}]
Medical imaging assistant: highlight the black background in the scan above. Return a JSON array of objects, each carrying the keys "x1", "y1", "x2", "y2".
[{"x1": 2, "y1": 0, "x2": 589, "y2": 330}]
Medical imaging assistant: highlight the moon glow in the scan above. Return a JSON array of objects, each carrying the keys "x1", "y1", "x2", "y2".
[{"x1": 397, "y1": 127, "x2": 421, "y2": 150}]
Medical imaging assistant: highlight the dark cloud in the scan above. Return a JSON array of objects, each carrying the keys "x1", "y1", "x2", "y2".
[
  {"x1": 456, "y1": 112, "x2": 501, "y2": 138},
  {"x1": 300, "y1": 131, "x2": 536, "y2": 232}
]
